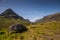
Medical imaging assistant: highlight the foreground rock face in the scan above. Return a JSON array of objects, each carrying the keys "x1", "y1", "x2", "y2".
[{"x1": 9, "y1": 24, "x2": 27, "y2": 33}]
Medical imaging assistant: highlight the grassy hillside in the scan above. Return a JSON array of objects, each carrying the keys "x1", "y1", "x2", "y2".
[
  {"x1": 0, "y1": 16, "x2": 30, "y2": 29},
  {"x1": 35, "y1": 13, "x2": 60, "y2": 23},
  {"x1": 0, "y1": 9, "x2": 60, "y2": 40},
  {"x1": 0, "y1": 21, "x2": 60, "y2": 40}
]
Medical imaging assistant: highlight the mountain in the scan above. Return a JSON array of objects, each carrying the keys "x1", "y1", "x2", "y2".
[
  {"x1": 0, "y1": 8, "x2": 24, "y2": 19},
  {"x1": 25, "y1": 19, "x2": 31, "y2": 23},
  {"x1": 0, "y1": 9, "x2": 60, "y2": 40},
  {"x1": 35, "y1": 13, "x2": 60, "y2": 23},
  {"x1": 0, "y1": 8, "x2": 30, "y2": 29}
]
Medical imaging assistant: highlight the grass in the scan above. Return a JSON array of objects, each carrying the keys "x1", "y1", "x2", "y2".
[{"x1": 0, "y1": 17, "x2": 60, "y2": 40}]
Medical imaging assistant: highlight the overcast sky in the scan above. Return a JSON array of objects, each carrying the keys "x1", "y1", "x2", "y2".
[{"x1": 0, "y1": 0, "x2": 60, "y2": 21}]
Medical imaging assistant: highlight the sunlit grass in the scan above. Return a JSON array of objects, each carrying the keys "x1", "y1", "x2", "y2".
[{"x1": 0, "y1": 17, "x2": 60, "y2": 40}]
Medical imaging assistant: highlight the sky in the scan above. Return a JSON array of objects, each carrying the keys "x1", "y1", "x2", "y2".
[{"x1": 0, "y1": 0, "x2": 60, "y2": 22}]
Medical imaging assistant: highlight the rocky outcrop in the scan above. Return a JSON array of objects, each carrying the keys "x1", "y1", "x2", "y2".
[{"x1": 9, "y1": 24, "x2": 27, "y2": 33}]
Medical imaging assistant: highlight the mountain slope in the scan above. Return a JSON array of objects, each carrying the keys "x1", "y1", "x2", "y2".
[
  {"x1": 0, "y1": 9, "x2": 60, "y2": 40},
  {"x1": 35, "y1": 13, "x2": 60, "y2": 23},
  {"x1": 0, "y1": 8, "x2": 30, "y2": 29},
  {"x1": 0, "y1": 8, "x2": 24, "y2": 19}
]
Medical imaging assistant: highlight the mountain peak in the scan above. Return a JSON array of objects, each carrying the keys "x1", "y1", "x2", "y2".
[
  {"x1": 5, "y1": 8, "x2": 13, "y2": 11},
  {"x1": 0, "y1": 8, "x2": 23, "y2": 19},
  {"x1": 0, "y1": 8, "x2": 16, "y2": 15}
]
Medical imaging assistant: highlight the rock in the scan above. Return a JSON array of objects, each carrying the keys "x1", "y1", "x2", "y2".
[
  {"x1": 9, "y1": 24, "x2": 27, "y2": 33},
  {"x1": 0, "y1": 32, "x2": 5, "y2": 34}
]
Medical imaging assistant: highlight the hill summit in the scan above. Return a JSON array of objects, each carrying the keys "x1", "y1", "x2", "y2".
[{"x1": 0, "y1": 8, "x2": 24, "y2": 19}]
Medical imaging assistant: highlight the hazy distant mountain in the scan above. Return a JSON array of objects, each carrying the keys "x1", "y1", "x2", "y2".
[
  {"x1": 35, "y1": 13, "x2": 60, "y2": 23},
  {"x1": 25, "y1": 19, "x2": 30, "y2": 22}
]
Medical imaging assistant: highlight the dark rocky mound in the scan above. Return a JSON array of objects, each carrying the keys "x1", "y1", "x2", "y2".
[
  {"x1": 0, "y1": 32, "x2": 5, "y2": 34},
  {"x1": 35, "y1": 13, "x2": 60, "y2": 23},
  {"x1": 9, "y1": 24, "x2": 27, "y2": 33},
  {"x1": 0, "y1": 8, "x2": 24, "y2": 19}
]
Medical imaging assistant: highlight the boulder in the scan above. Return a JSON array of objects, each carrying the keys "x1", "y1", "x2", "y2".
[
  {"x1": 0, "y1": 32, "x2": 5, "y2": 34},
  {"x1": 9, "y1": 24, "x2": 27, "y2": 33}
]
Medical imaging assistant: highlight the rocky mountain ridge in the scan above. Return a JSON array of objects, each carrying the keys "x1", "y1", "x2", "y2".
[{"x1": 35, "y1": 13, "x2": 60, "y2": 23}]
